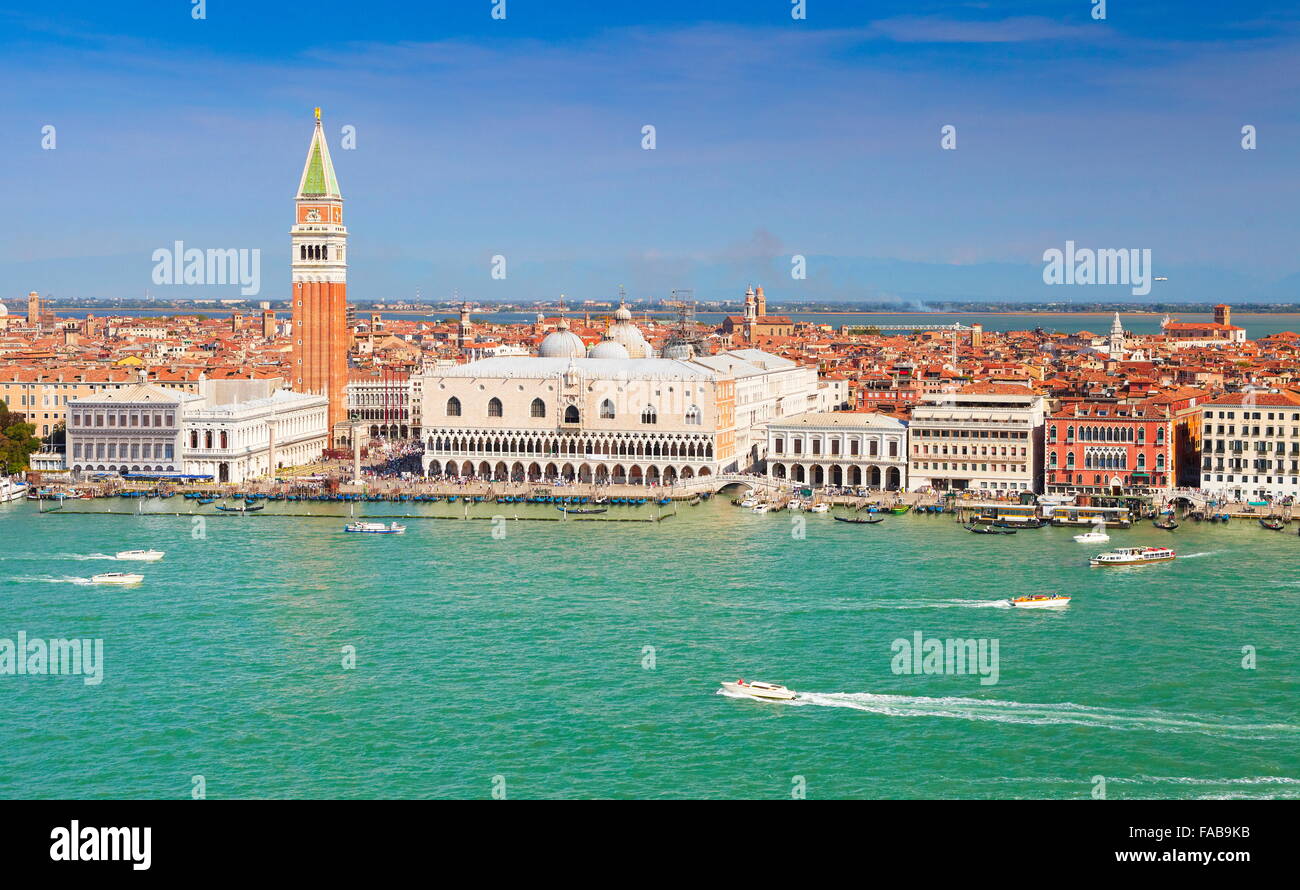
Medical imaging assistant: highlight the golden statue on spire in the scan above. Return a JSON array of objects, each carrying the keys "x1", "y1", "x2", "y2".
[{"x1": 314, "y1": 106, "x2": 321, "y2": 122}]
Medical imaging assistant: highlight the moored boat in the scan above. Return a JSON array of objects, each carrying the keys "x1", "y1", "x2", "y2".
[
  {"x1": 1259, "y1": 516, "x2": 1287, "y2": 531},
  {"x1": 1089, "y1": 546, "x2": 1175, "y2": 567},
  {"x1": 0, "y1": 479, "x2": 30, "y2": 503},
  {"x1": 720, "y1": 679, "x2": 797, "y2": 701},
  {"x1": 834, "y1": 514, "x2": 883, "y2": 524}
]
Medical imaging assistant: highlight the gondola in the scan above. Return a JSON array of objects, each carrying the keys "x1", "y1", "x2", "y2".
[
  {"x1": 965, "y1": 524, "x2": 1015, "y2": 535},
  {"x1": 1153, "y1": 518, "x2": 1178, "y2": 530},
  {"x1": 834, "y1": 515, "x2": 884, "y2": 524},
  {"x1": 1259, "y1": 516, "x2": 1287, "y2": 531},
  {"x1": 216, "y1": 503, "x2": 264, "y2": 513},
  {"x1": 556, "y1": 506, "x2": 608, "y2": 515}
]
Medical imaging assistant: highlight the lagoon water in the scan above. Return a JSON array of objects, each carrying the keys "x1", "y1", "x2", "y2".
[{"x1": 2, "y1": 499, "x2": 1298, "y2": 799}]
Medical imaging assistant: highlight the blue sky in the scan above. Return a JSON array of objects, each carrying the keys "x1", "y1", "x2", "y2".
[{"x1": 2, "y1": 0, "x2": 1299, "y2": 304}]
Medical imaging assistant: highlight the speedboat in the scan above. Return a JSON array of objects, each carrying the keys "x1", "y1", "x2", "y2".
[
  {"x1": 751, "y1": 503, "x2": 770, "y2": 514},
  {"x1": 720, "y1": 679, "x2": 797, "y2": 701},
  {"x1": 0, "y1": 479, "x2": 29, "y2": 504},
  {"x1": 739, "y1": 497, "x2": 759, "y2": 508},
  {"x1": 1090, "y1": 546, "x2": 1175, "y2": 567},
  {"x1": 1010, "y1": 594, "x2": 1072, "y2": 610},
  {"x1": 1072, "y1": 530, "x2": 1110, "y2": 544},
  {"x1": 116, "y1": 549, "x2": 165, "y2": 561},
  {"x1": 91, "y1": 572, "x2": 144, "y2": 585},
  {"x1": 344, "y1": 521, "x2": 406, "y2": 534},
  {"x1": 808, "y1": 503, "x2": 830, "y2": 513},
  {"x1": 787, "y1": 499, "x2": 804, "y2": 511}
]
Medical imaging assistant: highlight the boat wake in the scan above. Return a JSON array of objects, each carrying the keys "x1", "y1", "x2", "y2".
[
  {"x1": 11, "y1": 575, "x2": 95, "y2": 585},
  {"x1": 1179, "y1": 551, "x2": 1219, "y2": 559},
  {"x1": 885, "y1": 599, "x2": 1012, "y2": 610},
  {"x1": 786, "y1": 691, "x2": 1300, "y2": 738},
  {"x1": 0, "y1": 553, "x2": 118, "y2": 561}
]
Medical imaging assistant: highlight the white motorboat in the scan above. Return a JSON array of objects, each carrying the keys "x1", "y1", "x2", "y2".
[
  {"x1": 1009, "y1": 594, "x2": 1072, "y2": 610},
  {"x1": 751, "y1": 503, "x2": 771, "y2": 514},
  {"x1": 1072, "y1": 531, "x2": 1110, "y2": 544},
  {"x1": 344, "y1": 521, "x2": 406, "y2": 534},
  {"x1": 0, "y1": 479, "x2": 28, "y2": 504},
  {"x1": 116, "y1": 549, "x2": 165, "y2": 561},
  {"x1": 720, "y1": 679, "x2": 797, "y2": 701},
  {"x1": 1090, "y1": 546, "x2": 1176, "y2": 567},
  {"x1": 739, "y1": 497, "x2": 759, "y2": 508},
  {"x1": 808, "y1": 503, "x2": 830, "y2": 513},
  {"x1": 91, "y1": 572, "x2": 144, "y2": 585},
  {"x1": 787, "y1": 499, "x2": 804, "y2": 511}
]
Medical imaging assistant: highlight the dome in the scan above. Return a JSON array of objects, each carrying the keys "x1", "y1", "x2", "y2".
[
  {"x1": 538, "y1": 319, "x2": 585, "y2": 358},
  {"x1": 662, "y1": 342, "x2": 695, "y2": 360},
  {"x1": 587, "y1": 339, "x2": 630, "y2": 360},
  {"x1": 0, "y1": 302, "x2": 7, "y2": 317},
  {"x1": 613, "y1": 303, "x2": 633, "y2": 322}
]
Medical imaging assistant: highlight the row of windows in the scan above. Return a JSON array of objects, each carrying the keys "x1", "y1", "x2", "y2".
[
  {"x1": 773, "y1": 438, "x2": 900, "y2": 457},
  {"x1": 912, "y1": 429, "x2": 1028, "y2": 440},
  {"x1": 71, "y1": 411, "x2": 175, "y2": 428},
  {"x1": 72, "y1": 442, "x2": 174, "y2": 460},
  {"x1": 1050, "y1": 451, "x2": 1165, "y2": 470},
  {"x1": 447, "y1": 397, "x2": 700, "y2": 425},
  {"x1": 1050, "y1": 424, "x2": 1164, "y2": 445},
  {"x1": 1210, "y1": 411, "x2": 1300, "y2": 421}
]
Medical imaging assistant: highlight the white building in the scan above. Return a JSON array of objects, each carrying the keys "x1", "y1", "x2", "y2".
[
  {"x1": 767, "y1": 411, "x2": 908, "y2": 490},
  {"x1": 67, "y1": 382, "x2": 192, "y2": 476},
  {"x1": 417, "y1": 348, "x2": 829, "y2": 483},
  {"x1": 907, "y1": 383, "x2": 1045, "y2": 494},
  {"x1": 1198, "y1": 391, "x2": 1300, "y2": 501},
  {"x1": 67, "y1": 377, "x2": 327, "y2": 483}
]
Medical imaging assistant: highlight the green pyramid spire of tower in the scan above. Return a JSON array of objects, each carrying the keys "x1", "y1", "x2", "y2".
[{"x1": 296, "y1": 107, "x2": 341, "y2": 198}]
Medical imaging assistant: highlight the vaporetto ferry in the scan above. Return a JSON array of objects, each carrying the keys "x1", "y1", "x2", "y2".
[{"x1": 1089, "y1": 546, "x2": 1176, "y2": 567}]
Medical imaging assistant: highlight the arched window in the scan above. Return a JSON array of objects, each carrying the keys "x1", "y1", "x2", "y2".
[
  {"x1": 1066, "y1": 425, "x2": 1075, "y2": 441},
  {"x1": 1049, "y1": 425, "x2": 1057, "y2": 442},
  {"x1": 447, "y1": 397, "x2": 461, "y2": 417},
  {"x1": 599, "y1": 399, "x2": 615, "y2": 420},
  {"x1": 564, "y1": 405, "x2": 580, "y2": 423},
  {"x1": 1066, "y1": 452, "x2": 1075, "y2": 468},
  {"x1": 1156, "y1": 453, "x2": 1165, "y2": 471},
  {"x1": 488, "y1": 397, "x2": 503, "y2": 418},
  {"x1": 641, "y1": 405, "x2": 657, "y2": 425},
  {"x1": 1137, "y1": 452, "x2": 1146, "y2": 469},
  {"x1": 1156, "y1": 427, "x2": 1165, "y2": 445},
  {"x1": 530, "y1": 398, "x2": 546, "y2": 418},
  {"x1": 1049, "y1": 452, "x2": 1058, "y2": 468},
  {"x1": 685, "y1": 405, "x2": 701, "y2": 425}
]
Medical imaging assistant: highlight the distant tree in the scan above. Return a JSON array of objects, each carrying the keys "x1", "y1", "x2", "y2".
[{"x1": 0, "y1": 411, "x2": 41, "y2": 474}]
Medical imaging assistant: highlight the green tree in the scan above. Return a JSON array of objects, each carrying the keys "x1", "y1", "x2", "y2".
[{"x1": 0, "y1": 402, "x2": 41, "y2": 474}]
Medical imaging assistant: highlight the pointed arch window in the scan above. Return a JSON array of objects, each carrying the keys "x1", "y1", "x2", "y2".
[
  {"x1": 564, "y1": 405, "x2": 580, "y2": 423},
  {"x1": 488, "y1": 397, "x2": 503, "y2": 418},
  {"x1": 599, "y1": 398, "x2": 615, "y2": 420},
  {"x1": 641, "y1": 405, "x2": 657, "y2": 425},
  {"x1": 446, "y1": 397, "x2": 462, "y2": 417},
  {"x1": 530, "y1": 398, "x2": 546, "y2": 418},
  {"x1": 684, "y1": 405, "x2": 701, "y2": 426}
]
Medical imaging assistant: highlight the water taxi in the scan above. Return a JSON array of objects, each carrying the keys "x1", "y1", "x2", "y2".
[
  {"x1": 1072, "y1": 530, "x2": 1109, "y2": 544},
  {"x1": 720, "y1": 679, "x2": 797, "y2": 701},
  {"x1": 91, "y1": 572, "x2": 144, "y2": 585},
  {"x1": 115, "y1": 549, "x2": 165, "y2": 561},
  {"x1": 739, "y1": 497, "x2": 759, "y2": 508},
  {"x1": 1009, "y1": 593, "x2": 1071, "y2": 610},
  {"x1": 1089, "y1": 546, "x2": 1175, "y2": 567},
  {"x1": 344, "y1": 521, "x2": 406, "y2": 534},
  {"x1": 0, "y1": 479, "x2": 29, "y2": 503},
  {"x1": 751, "y1": 503, "x2": 771, "y2": 514},
  {"x1": 807, "y1": 503, "x2": 830, "y2": 514}
]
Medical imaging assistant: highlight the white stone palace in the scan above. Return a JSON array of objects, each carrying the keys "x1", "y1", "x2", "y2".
[
  {"x1": 417, "y1": 342, "x2": 829, "y2": 484},
  {"x1": 67, "y1": 376, "x2": 328, "y2": 483},
  {"x1": 766, "y1": 411, "x2": 908, "y2": 490}
]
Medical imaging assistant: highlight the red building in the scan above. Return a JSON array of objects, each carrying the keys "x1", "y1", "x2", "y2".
[
  {"x1": 1045, "y1": 401, "x2": 1175, "y2": 494},
  {"x1": 291, "y1": 108, "x2": 349, "y2": 443}
]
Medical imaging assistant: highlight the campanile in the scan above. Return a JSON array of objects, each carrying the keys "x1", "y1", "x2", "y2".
[{"x1": 291, "y1": 107, "x2": 348, "y2": 442}]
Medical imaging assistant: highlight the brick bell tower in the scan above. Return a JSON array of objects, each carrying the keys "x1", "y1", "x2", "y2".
[{"x1": 291, "y1": 107, "x2": 348, "y2": 443}]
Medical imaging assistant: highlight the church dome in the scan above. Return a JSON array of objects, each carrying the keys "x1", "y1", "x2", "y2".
[
  {"x1": 604, "y1": 303, "x2": 652, "y2": 358},
  {"x1": 0, "y1": 302, "x2": 7, "y2": 317},
  {"x1": 587, "y1": 339, "x2": 630, "y2": 360},
  {"x1": 538, "y1": 319, "x2": 585, "y2": 358},
  {"x1": 613, "y1": 303, "x2": 633, "y2": 322}
]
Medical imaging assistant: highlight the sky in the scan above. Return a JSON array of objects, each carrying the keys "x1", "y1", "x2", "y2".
[{"x1": 2, "y1": 0, "x2": 1299, "y2": 305}]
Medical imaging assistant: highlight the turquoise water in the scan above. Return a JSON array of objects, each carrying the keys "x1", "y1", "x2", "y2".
[{"x1": 2, "y1": 499, "x2": 1298, "y2": 799}]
